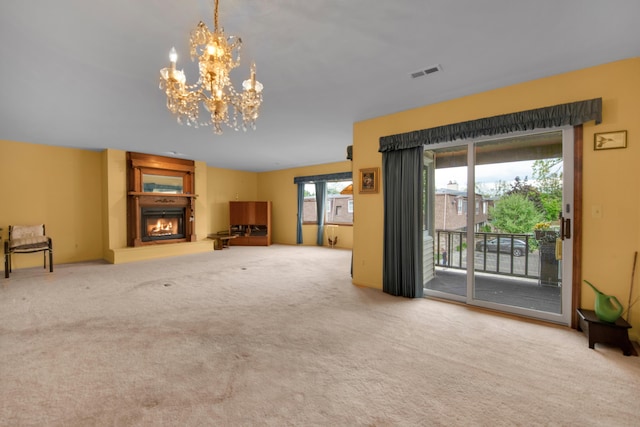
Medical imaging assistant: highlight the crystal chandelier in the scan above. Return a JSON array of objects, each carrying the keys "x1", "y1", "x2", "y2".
[{"x1": 159, "y1": 0, "x2": 263, "y2": 134}]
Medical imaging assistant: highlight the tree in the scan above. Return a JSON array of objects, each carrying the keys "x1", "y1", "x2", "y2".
[
  {"x1": 506, "y1": 176, "x2": 544, "y2": 213},
  {"x1": 476, "y1": 179, "x2": 509, "y2": 198},
  {"x1": 532, "y1": 159, "x2": 563, "y2": 221},
  {"x1": 532, "y1": 159, "x2": 562, "y2": 194},
  {"x1": 489, "y1": 193, "x2": 543, "y2": 234}
]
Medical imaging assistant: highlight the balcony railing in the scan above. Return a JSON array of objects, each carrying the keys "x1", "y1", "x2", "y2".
[{"x1": 435, "y1": 230, "x2": 551, "y2": 280}]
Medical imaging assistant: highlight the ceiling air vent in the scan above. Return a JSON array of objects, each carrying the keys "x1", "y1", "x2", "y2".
[{"x1": 410, "y1": 64, "x2": 442, "y2": 79}]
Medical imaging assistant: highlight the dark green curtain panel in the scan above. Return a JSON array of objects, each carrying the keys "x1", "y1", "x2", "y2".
[
  {"x1": 296, "y1": 183, "x2": 304, "y2": 244},
  {"x1": 315, "y1": 182, "x2": 327, "y2": 246},
  {"x1": 293, "y1": 172, "x2": 352, "y2": 184},
  {"x1": 382, "y1": 146, "x2": 424, "y2": 298}
]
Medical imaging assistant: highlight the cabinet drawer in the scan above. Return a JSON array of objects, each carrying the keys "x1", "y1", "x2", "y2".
[{"x1": 231, "y1": 236, "x2": 268, "y2": 246}]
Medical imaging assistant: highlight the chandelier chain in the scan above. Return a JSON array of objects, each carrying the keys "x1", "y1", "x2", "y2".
[{"x1": 213, "y1": 0, "x2": 219, "y2": 31}]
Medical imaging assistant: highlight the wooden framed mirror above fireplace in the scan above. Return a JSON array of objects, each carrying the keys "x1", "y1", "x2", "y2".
[{"x1": 126, "y1": 152, "x2": 197, "y2": 247}]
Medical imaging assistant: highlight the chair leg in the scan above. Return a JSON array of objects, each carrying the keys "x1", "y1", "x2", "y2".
[
  {"x1": 48, "y1": 240, "x2": 53, "y2": 273},
  {"x1": 4, "y1": 239, "x2": 9, "y2": 278},
  {"x1": 4, "y1": 253, "x2": 9, "y2": 279}
]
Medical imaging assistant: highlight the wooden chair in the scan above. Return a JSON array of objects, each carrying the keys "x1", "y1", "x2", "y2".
[{"x1": 4, "y1": 224, "x2": 53, "y2": 278}]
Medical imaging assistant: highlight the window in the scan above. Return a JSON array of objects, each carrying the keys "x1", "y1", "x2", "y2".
[
  {"x1": 303, "y1": 183, "x2": 317, "y2": 223},
  {"x1": 302, "y1": 180, "x2": 353, "y2": 225}
]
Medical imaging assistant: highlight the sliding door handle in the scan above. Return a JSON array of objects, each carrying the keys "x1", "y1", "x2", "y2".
[{"x1": 560, "y1": 215, "x2": 571, "y2": 240}]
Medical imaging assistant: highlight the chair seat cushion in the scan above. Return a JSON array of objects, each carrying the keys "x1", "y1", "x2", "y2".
[{"x1": 10, "y1": 236, "x2": 49, "y2": 251}]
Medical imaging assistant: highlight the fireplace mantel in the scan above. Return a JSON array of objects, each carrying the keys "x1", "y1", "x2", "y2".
[
  {"x1": 128, "y1": 192, "x2": 197, "y2": 198},
  {"x1": 127, "y1": 152, "x2": 197, "y2": 247}
]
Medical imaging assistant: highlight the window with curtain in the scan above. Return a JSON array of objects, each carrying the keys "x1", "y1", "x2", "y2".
[
  {"x1": 294, "y1": 172, "x2": 353, "y2": 245},
  {"x1": 301, "y1": 180, "x2": 353, "y2": 225}
]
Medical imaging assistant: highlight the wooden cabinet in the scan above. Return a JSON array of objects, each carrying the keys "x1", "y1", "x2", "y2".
[{"x1": 229, "y1": 201, "x2": 272, "y2": 246}]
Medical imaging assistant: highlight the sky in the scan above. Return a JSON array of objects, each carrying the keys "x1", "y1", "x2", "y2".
[{"x1": 436, "y1": 160, "x2": 543, "y2": 192}]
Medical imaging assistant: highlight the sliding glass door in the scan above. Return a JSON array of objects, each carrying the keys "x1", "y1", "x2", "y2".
[
  {"x1": 423, "y1": 144, "x2": 469, "y2": 300},
  {"x1": 424, "y1": 129, "x2": 573, "y2": 325}
]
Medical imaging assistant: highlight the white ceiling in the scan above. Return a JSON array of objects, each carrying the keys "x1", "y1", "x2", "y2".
[{"x1": 1, "y1": 1, "x2": 639, "y2": 172}]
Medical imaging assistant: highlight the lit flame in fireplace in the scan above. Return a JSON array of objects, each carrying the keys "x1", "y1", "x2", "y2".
[{"x1": 150, "y1": 219, "x2": 174, "y2": 236}]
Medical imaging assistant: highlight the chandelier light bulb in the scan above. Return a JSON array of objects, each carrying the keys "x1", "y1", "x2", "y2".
[
  {"x1": 169, "y1": 47, "x2": 178, "y2": 64},
  {"x1": 242, "y1": 63, "x2": 263, "y2": 93}
]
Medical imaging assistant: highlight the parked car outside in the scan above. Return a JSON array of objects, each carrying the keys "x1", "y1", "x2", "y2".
[{"x1": 475, "y1": 237, "x2": 527, "y2": 257}]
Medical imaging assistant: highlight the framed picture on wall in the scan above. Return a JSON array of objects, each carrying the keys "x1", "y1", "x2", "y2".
[
  {"x1": 594, "y1": 130, "x2": 627, "y2": 150},
  {"x1": 359, "y1": 167, "x2": 379, "y2": 194}
]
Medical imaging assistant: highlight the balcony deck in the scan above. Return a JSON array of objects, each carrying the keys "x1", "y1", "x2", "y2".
[
  {"x1": 426, "y1": 230, "x2": 562, "y2": 313},
  {"x1": 426, "y1": 268, "x2": 561, "y2": 313}
]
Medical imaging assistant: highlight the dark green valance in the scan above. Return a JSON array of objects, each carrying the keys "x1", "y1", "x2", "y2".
[
  {"x1": 293, "y1": 171, "x2": 352, "y2": 184},
  {"x1": 379, "y1": 97, "x2": 602, "y2": 152},
  {"x1": 346, "y1": 145, "x2": 353, "y2": 161}
]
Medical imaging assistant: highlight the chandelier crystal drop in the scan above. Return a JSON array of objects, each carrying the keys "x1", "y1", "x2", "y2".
[{"x1": 159, "y1": 0, "x2": 263, "y2": 134}]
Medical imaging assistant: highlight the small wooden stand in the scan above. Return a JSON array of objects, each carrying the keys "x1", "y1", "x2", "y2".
[
  {"x1": 208, "y1": 233, "x2": 236, "y2": 250},
  {"x1": 577, "y1": 308, "x2": 637, "y2": 356}
]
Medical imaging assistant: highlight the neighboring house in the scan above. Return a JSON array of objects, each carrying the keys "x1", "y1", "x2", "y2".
[
  {"x1": 304, "y1": 195, "x2": 354, "y2": 224},
  {"x1": 434, "y1": 182, "x2": 494, "y2": 232}
]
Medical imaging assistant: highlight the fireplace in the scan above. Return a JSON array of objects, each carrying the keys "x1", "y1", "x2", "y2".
[
  {"x1": 127, "y1": 152, "x2": 197, "y2": 247},
  {"x1": 141, "y1": 207, "x2": 186, "y2": 242}
]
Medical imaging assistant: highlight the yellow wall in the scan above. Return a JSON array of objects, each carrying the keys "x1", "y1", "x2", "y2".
[
  {"x1": 194, "y1": 160, "x2": 209, "y2": 240},
  {"x1": 0, "y1": 144, "x2": 213, "y2": 270},
  {"x1": 204, "y1": 162, "x2": 355, "y2": 248},
  {"x1": 102, "y1": 149, "x2": 127, "y2": 257},
  {"x1": 353, "y1": 57, "x2": 640, "y2": 339},
  {"x1": 0, "y1": 140, "x2": 104, "y2": 270},
  {"x1": 258, "y1": 161, "x2": 354, "y2": 247},
  {"x1": 0, "y1": 142, "x2": 354, "y2": 271},
  {"x1": 206, "y1": 166, "x2": 258, "y2": 233}
]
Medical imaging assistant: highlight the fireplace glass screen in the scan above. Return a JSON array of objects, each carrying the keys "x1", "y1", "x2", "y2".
[{"x1": 141, "y1": 208, "x2": 186, "y2": 241}]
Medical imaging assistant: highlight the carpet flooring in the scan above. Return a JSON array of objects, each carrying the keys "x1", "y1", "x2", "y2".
[{"x1": 1, "y1": 245, "x2": 639, "y2": 426}]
